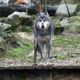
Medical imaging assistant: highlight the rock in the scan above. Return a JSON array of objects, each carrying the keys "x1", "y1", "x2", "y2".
[
  {"x1": 7, "y1": 11, "x2": 32, "y2": 31},
  {"x1": 0, "y1": 0, "x2": 9, "y2": 4},
  {"x1": 8, "y1": 0, "x2": 16, "y2": 4},
  {"x1": 13, "y1": 32, "x2": 33, "y2": 47},
  {"x1": 8, "y1": 11, "x2": 31, "y2": 20},
  {"x1": 4, "y1": 33, "x2": 20, "y2": 48},
  {"x1": 52, "y1": 18, "x2": 64, "y2": 35},
  {"x1": 5, "y1": 32, "x2": 32, "y2": 52},
  {"x1": 46, "y1": 5, "x2": 59, "y2": 16},
  {"x1": 56, "y1": 4, "x2": 79, "y2": 17},
  {"x1": 0, "y1": 17, "x2": 7, "y2": 22},
  {"x1": 28, "y1": 5, "x2": 37, "y2": 15},
  {"x1": 0, "y1": 22, "x2": 19, "y2": 50},
  {"x1": 4, "y1": 32, "x2": 33, "y2": 49},
  {"x1": 0, "y1": 22, "x2": 11, "y2": 31},
  {"x1": 28, "y1": 4, "x2": 58, "y2": 16},
  {"x1": 0, "y1": 22, "x2": 11, "y2": 37},
  {"x1": 0, "y1": 4, "x2": 15, "y2": 17},
  {"x1": 15, "y1": 4, "x2": 27, "y2": 12},
  {"x1": 60, "y1": 18, "x2": 69, "y2": 27},
  {"x1": 61, "y1": 0, "x2": 79, "y2": 4},
  {"x1": 77, "y1": 11, "x2": 80, "y2": 16},
  {"x1": 8, "y1": 12, "x2": 21, "y2": 27},
  {"x1": 60, "y1": 16, "x2": 80, "y2": 33}
]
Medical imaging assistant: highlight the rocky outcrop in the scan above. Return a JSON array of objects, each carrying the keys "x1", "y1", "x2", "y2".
[
  {"x1": 52, "y1": 18, "x2": 64, "y2": 35},
  {"x1": 0, "y1": 4, "x2": 15, "y2": 17},
  {"x1": 56, "y1": 4, "x2": 79, "y2": 18},
  {"x1": 60, "y1": 16, "x2": 80, "y2": 33},
  {"x1": 0, "y1": 11, "x2": 32, "y2": 53},
  {"x1": 7, "y1": 11, "x2": 32, "y2": 31},
  {"x1": 61, "y1": 0, "x2": 79, "y2": 4}
]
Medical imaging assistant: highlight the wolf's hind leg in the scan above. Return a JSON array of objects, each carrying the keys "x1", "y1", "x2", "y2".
[{"x1": 46, "y1": 41, "x2": 51, "y2": 59}]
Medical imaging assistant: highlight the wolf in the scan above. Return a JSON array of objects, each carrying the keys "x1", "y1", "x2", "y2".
[{"x1": 33, "y1": 11, "x2": 54, "y2": 63}]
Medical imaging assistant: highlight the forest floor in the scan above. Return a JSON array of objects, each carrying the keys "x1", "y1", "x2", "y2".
[{"x1": 0, "y1": 31, "x2": 80, "y2": 68}]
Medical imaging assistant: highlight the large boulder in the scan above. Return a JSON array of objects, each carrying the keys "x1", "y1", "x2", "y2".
[
  {"x1": 77, "y1": 11, "x2": 80, "y2": 16},
  {"x1": 46, "y1": 5, "x2": 59, "y2": 16},
  {"x1": 4, "y1": 33, "x2": 19, "y2": 48},
  {"x1": 8, "y1": 0, "x2": 16, "y2": 4},
  {"x1": 8, "y1": 11, "x2": 31, "y2": 20},
  {"x1": 61, "y1": 0, "x2": 79, "y2": 4},
  {"x1": 0, "y1": 22, "x2": 19, "y2": 51},
  {"x1": 60, "y1": 16, "x2": 80, "y2": 33},
  {"x1": 7, "y1": 12, "x2": 21, "y2": 27},
  {"x1": 0, "y1": 22, "x2": 11, "y2": 31},
  {"x1": 52, "y1": 18, "x2": 64, "y2": 35},
  {"x1": 7, "y1": 11, "x2": 32, "y2": 31},
  {"x1": 0, "y1": 22, "x2": 11, "y2": 37},
  {"x1": 15, "y1": 4, "x2": 27, "y2": 12},
  {"x1": 0, "y1": 4, "x2": 15, "y2": 17},
  {"x1": 56, "y1": 4, "x2": 79, "y2": 18},
  {"x1": 4, "y1": 32, "x2": 32, "y2": 49}
]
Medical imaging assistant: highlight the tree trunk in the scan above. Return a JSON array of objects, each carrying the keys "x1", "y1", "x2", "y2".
[{"x1": 31, "y1": 0, "x2": 41, "y2": 13}]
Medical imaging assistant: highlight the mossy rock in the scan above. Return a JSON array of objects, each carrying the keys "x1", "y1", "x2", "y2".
[
  {"x1": 56, "y1": 4, "x2": 79, "y2": 17},
  {"x1": 7, "y1": 11, "x2": 32, "y2": 31},
  {"x1": 52, "y1": 18, "x2": 64, "y2": 35},
  {"x1": 60, "y1": 16, "x2": 80, "y2": 33}
]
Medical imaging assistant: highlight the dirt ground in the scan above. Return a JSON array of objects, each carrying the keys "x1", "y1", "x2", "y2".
[{"x1": 0, "y1": 32, "x2": 80, "y2": 68}]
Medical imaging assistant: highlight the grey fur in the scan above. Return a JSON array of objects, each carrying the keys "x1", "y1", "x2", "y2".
[{"x1": 33, "y1": 12, "x2": 54, "y2": 63}]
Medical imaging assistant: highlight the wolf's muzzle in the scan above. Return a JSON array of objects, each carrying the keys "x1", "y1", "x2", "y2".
[{"x1": 42, "y1": 25, "x2": 44, "y2": 29}]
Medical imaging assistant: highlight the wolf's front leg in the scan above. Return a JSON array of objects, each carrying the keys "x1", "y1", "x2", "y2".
[
  {"x1": 46, "y1": 41, "x2": 51, "y2": 61},
  {"x1": 38, "y1": 42, "x2": 44, "y2": 62},
  {"x1": 33, "y1": 41, "x2": 38, "y2": 63},
  {"x1": 34, "y1": 48, "x2": 37, "y2": 63}
]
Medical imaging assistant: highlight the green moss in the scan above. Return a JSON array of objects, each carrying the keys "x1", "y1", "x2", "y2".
[
  {"x1": 22, "y1": 26, "x2": 33, "y2": 33},
  {"x1": 1, "y1": 33, "x2": 80, "y2": 63},
  {"x1": 4, "y1": 41, "x2": 33, "y2": 62},
  {"x1": 53, "y1": 35, "x2": 80, "y2": 48}
]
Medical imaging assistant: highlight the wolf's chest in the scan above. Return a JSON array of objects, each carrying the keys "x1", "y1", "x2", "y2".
[
  {"x1": 36, "y1": 35, "x2": 50, "y2": 42},
  {"x1": 36, "y1": 27, "x2": 50, "y2": 36}
]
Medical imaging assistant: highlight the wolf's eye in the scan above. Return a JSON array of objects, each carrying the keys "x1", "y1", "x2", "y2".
[
  {"x1": 44, "y1": 19, "x2": 46, "y2": 22},
  {"x1": 38, "y1": 20, "x2": 42, "y2": 22}
]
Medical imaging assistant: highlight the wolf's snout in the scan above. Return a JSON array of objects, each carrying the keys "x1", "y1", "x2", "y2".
[
  {"x1": 41, "y1": 23, "x2": 44, "y2": 29},
  {"x1": 42, "y1": 25, "x2": 44, "y2": 29}
]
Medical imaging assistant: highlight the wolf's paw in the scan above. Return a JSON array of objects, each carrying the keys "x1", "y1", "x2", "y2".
[
  {"x1": 39, "y1": 59, "x2": 44, "y2": 65},
  {"x1": 46, "y1": 58, "x2": 50, "y2": 64}
]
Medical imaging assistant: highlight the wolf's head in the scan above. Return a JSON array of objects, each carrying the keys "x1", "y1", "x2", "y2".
[{"x1": 35, "y1": 12, "x2": 51, "y2": 30}]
